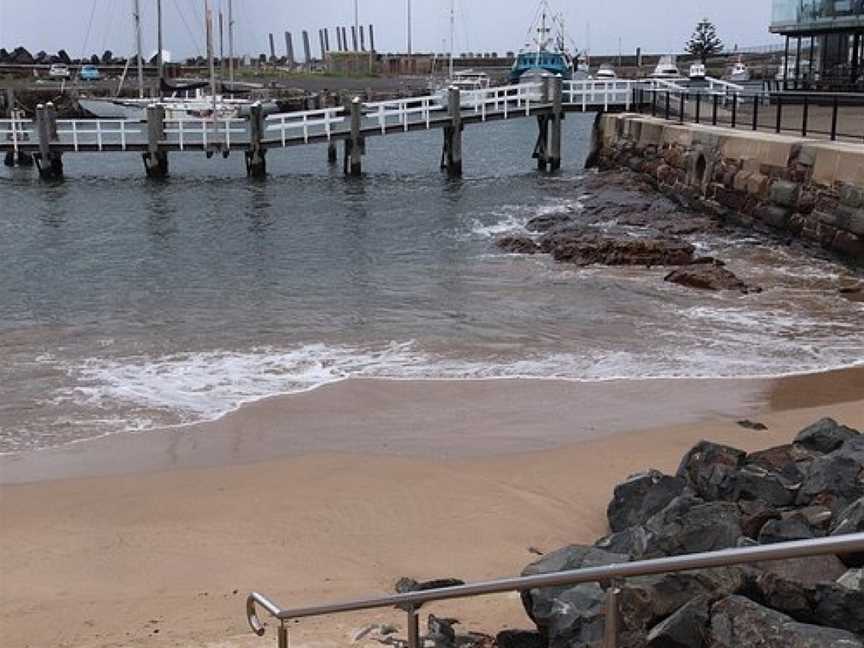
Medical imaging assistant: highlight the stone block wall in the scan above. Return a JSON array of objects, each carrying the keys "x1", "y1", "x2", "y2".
[{"x1": 591, "y1": 114, "x2": 864, "y2": 264}]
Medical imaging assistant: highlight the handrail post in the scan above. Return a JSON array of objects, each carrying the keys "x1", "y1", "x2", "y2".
[
  {"x1": 830, "y1": 94, "x2": 839, "y2": 141},
  {"x1": 752, "y1": 95, "x2": 759, "y2": 131},
  {"x1": 603, "y1": 580, "x2": 621, "y2": 648},
  {"x1": 278, "y1": 622, "x2": 288, "y2": 648},
  {"x1": 775, "y1": 93, "x2": 783, "y2": 133},
  {"x1": 695, "y1": 93, "x2": 701, "y2": 124},
  {"x1": 712, "y1": 94, "x2": 718, "y2": 126},
  {"x1": 802, "y1": 94, "x2": 809, "y2": 137},
  {"x1": 406, "y1": 606, "x2": 420, "y2": 648},
  {"x1": 665, "y1": 91, "x2": 670, "y2": 120},
  {"x1": 731, "y1": 93, "x2": 738, "y2": 129}
]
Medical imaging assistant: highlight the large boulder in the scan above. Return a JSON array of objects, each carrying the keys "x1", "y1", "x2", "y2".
[
  {"x1": 733, "y1": 464, "x2": 798, "y2": 508},
  {"x1": 757, "y1": 514, "x2": 818, "y2": 545},
  {"x1": 606, "y1": 470, "x2": 690, "y2": 533},
  {"x1": 520, "y1": 545, "x2": 628, "y2": 633},
  {"x1": 640, "y1": 496, "x2": 743, "y2": 558},
  {"x1": 794, "y1": 418, "x2": 860, "y2": 454},
  {"x1": 618, "y1": 569, "x2": 745, "y2": 637},
  {"x1": 646, "y1": 596, "x2": 710, "y2": 648},
  {"x1": 664, "y1": 265, "x2": 760, "y2": 294},
  {"x1": 540, "y1": 583, "x2": 607, "y2": 648},
  {"x1": 676, "y1": 441, "x2": 746, "y2": 501},
  {"x1": 709, "y1": 595, "x2": 864, "y2": 647},
  {"x1": 796, "y1": 437, "x2": 864, "y2": 514},
  {"x1": 745, "y1": 444, "x2": 810, "y2": 483},
  {"x1": 830, "y1": 497, "x2": 864, "y2": 567}
]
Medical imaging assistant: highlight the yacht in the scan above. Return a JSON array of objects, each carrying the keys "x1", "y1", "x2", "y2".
[
  {"x1": 595, "y1": 64, "x2": 617, "y2": 80},
  {"x1": 509, "y1": 1, "x2": 576, "y2": 83},
  {"x1": 688, "y1": 62, "x2": 707, "y2": 81},
  {"x1": 729, "y1": 57, "x2": 751, "y2": 82},
  {"x1": 436, "y1": 70, "x2": 491, "y2": 107},
  {"x1": 651, "y1": 55, "x2": 684, "y2": 79}
]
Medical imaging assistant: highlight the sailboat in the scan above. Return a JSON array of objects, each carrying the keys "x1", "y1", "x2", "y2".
[
  {"x1": 79, "y1": 0, "x2": 276, "y2": 121},
  {"x1": 433, "y1": 1, "x2": 490, "y2": 107},
  {"x1": 508, "y1": 1, "x2": 575, "y2": 83}
]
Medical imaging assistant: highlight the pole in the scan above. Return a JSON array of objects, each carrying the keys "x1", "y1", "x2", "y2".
[
  {"x1": 219, "y1": 9, "x2": 225, "y2": 78},
  {"x1": 156, "y1": 0, "x2": 164, "y2": 87},
  {"x1": 205, "y1": 0, "x2": 217, "y2": 118},
  {"x1": 407, "y1": 0, "x2": 412, "y2": 55},
  {"x1": 228, "y1": 0, "x2": 235, "y2": 85},
  {"x1": 132, "y1": 0, "x2": 144, "y2": 98},
  {"x1": 449, "y1": 0, "x2": 455, "y2": 78}
]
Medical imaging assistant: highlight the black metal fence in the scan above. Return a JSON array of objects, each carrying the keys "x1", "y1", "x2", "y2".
[{"x1": 633, "y1": 88, "x2": 864, "y2": 143}]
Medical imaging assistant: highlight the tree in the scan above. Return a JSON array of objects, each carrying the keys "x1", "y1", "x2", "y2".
[{"x1": 686, "y1": 18, "x2": 724, "y2": 64}]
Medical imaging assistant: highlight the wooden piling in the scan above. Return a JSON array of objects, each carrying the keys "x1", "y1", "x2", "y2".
[
  {"x1": 143, "y1": 104, "x2": 169, "y2": 178},
  {"x1": 348, "y1": 97, "x2": 363, "y2": 176},
  {"x1": 34, "y1": 103, "x2": 63, "y2": 180},
  {"x1": 245, "y1": 102, "x2": 267, "y2": 178},
  {"x1": 549, "y1": 76, "x2": 563, "y2": 171},
  {"x1": 327, "y1": 142, "x2": 338, "y2": 164},
  {"x1": 444, "y1": 86, "x2": 462, "y2": 177}
]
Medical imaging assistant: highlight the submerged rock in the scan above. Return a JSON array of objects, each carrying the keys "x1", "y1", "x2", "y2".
[
  {"x1": 542, "y1": 231, "x2": 695, "y2": 267},
  {"x1": 495, "y1": 236, "x2": 539, "y2": 255},
  {"x1": 525, "y1": 213, "x2": 574, "y2": 233},
  {"x1": 664, "y1": 265, "x2": 760, "y2": 293}
]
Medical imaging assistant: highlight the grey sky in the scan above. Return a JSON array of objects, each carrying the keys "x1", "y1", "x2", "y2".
[{"x1": 1, "y1": 1, "x2": 779, "y2": 60}]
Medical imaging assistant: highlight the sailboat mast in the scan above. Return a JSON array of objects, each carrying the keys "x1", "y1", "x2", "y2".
[
  {"x1": 407, "y1": 0, "x2": 412, "y2": 55},
  {"x1": 228, "y1": 0, "x2": 235, "y2": 85},
  {"x1": 219, "y1": 5, "x2": 225, "y2": 80},
  {"x1": 449, "y1": 0, "x2": 455, "y2": 78},
  {"x1": 205, "y1": 0, "x2": 217, "y2": 117},
  {"x1": 156, "y1": 0, "x2": 164, "y2": 89},
  {"x1": 132, "y1": 0, "x2": 144, "y2": 98}
]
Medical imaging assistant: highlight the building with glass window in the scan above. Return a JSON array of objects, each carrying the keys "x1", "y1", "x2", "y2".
[{"x1": 770, "y1": 0, "x2": 864, "y2": 90}]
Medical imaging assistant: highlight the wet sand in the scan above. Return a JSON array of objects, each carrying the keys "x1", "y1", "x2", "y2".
[{"x1": 1, "y1": 369, "x2": 863, "y2": 648}]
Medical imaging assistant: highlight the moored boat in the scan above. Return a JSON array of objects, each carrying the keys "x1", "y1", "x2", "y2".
[{"x1": 509, "y1": 0, "x2": 576, "y2": 83}]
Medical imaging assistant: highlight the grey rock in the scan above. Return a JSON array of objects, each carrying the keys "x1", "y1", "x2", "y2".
[
  {"x1": 594, "y1": 525, "x2": 651, "y2": 558},
  {"x1": 646, "y1": 596, "x2": 710, "y2": 648},
  {"x1": 770, "y1": 180, "x2": 800, "y2": 208},
  {"x1": 738, "y1": 499, "x2": 781, "y2": 539},
  {"x1": 745, "y1": 444, "x2": 810, "y2": 484},
  {"x1": 812, "y1": 582, "x2": 864, "y2": 634},
  {"x1": 796, "y1": 443, "x2": 864, "y2": 515},
  {"x1": 542, "y1": 231, "x2": 695, "y2": 267},
  {"x1": 607, "y1": 470, "x2": 690, "y2": 533},
  {"x1": 542, "y1": 583, "x2": 606, "y2": 648},
  {"x1": 794, "y1": 418, "x2": 859, "y2": 454},
  {"x1": 749, "y1": 554, "x2": 848, "y2": 586},
  {"x1": 676, "y1": 441, "x2": 746, "y2": 501},
  {"x1": 664, "y1": 265, "x2": 760, "y2": 293},
  {"x1": 838, "y1": 569, "x2": 864, "y2": 590},
  {"x1": 495, "y1": 236, "x2": 539, "y2": 255},
  {"x1": 494, "y1": 630, "x2": 544, "y2": 648},
  {"x1": 709, "y1": 594, "x2": 864, "y2": 647},
  {"x1": 733, "y1": 464, "x2": 797, "y2": 508},
  {"x1": 525, "y1": 213, "x2": 574, "y2": 233},
  {"x1": 640, "y1": 496, "x2": 742, "y2": 558},
  {"x1": 830, "y1": 497, "x2": 864, "y2": 567},
  {"x1": 521, "y1": 545, "x2": 628, "y2": 631},
  {"x1": 758, "y1": 514, "x2": 817, "y2": 545}
]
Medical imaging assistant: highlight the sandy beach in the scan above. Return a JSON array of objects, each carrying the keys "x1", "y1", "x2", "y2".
[{"x1": 1, "y1": 369, "x2": 863, "y2": 648}]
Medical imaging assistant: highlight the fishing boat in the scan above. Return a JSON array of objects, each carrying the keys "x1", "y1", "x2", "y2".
[
  {"x1": 651, "y1": 55, "x2": 684, "y2": 79},
  {"x1": 729, "y1": 56, "x2": 751, "y2": 82},
  {"x1": 80, "y1": 0, "x2": 275, "y2": 121},
  {"x1": 508, "y1": 0, "x2": 576, "y2": 83}
]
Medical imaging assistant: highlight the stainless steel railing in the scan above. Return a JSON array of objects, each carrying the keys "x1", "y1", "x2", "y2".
[{"x1": 246, "y1": 533, "x2": 864, "y2": 647}]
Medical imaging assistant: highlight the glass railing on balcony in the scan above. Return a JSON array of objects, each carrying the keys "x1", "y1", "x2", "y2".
[{"x1": 772, "y1": 0, "x2": 864, "y2": 28}]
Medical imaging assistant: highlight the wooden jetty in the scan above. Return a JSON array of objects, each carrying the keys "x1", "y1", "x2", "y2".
[{"x1": 1, "y1": 78, "x2": 684, "y2": 180}]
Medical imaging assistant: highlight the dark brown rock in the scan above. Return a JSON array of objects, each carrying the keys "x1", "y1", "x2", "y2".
[
  {"x1": 664, "y1": 265, "x2": 760, "y2": 294},
  {"x1": 545, "y1": 232, "x2": 695, "y2": 267},
  {"x1": 495, "y1": 236, "x2": 539, "y2": 255}
]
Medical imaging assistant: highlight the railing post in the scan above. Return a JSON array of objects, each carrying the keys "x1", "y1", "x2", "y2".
[
  {"x1": 802, "y1": 94, "x2": 809, "y2": 137},
  {"x1": 775, "y1": 93, "x2": 783, "y2": 134},
  {"x1": 830, "y1": 94, "x2": 839, "y2": 141},
  {"x1": 665, "y1": 91, "x2": 670, "y2": 120},
  {"x1": 712, "y1": 94, "x2": 718, "y2": 126},
  {"x1": 34, "y1": 102, "x2": 63, "y2": 180},
  {"x1": 731, "y1": 93, "x2": 738, "y2": 129},
  {"x1": 695, "y1": 93, "x2": 701, "y2": 124},
  {"x1": 245, "y1": 102, "x2": 267, "y2": 178},
  {"x1": 603, "y1": 580, "x2": 621, "y2": 648},
  {"x1": 651, "y1": 90, "x2": 657, "y2": 117},
  {"x1": 143, "y1": 104, "x2": 168, "y2": 178},
  {"x1": 679, "y1": 93, "x2": 685, "y2": 123},
  {"x1": 278, "y1": 622, "x2": 288, "y2": 648},
  {"x1": 752, "y1": 95, "x2": 759, "y2": 131},
  {"x1": 406, "y1": 607, "x2": 420, "y2": 648}
]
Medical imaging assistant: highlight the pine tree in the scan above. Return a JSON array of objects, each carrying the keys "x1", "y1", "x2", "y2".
[{"x1": 686, "y1": 19, "x2": 724, "y2": 64}]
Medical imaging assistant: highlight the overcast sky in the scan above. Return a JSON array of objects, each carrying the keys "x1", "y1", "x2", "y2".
[{"x1": 1, "y1": 0, "x2": 779, "y2": 60}]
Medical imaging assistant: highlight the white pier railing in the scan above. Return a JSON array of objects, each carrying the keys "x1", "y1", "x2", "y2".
[
  {"x1": 56, "y1": 119, "x2": 142, "y2": 151},
  {"x1": 265, "y1": 107, "x2": 346, "y2": 145},
  {"x1": 164, "y1": 118, "x2": 247, "y2": 151}
]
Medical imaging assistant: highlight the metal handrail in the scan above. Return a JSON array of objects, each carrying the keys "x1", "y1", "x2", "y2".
[{"x1": 246, "y1": 533, "x2": 864, "y2": 646}]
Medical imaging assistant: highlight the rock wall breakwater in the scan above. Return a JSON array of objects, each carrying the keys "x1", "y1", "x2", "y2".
[{"x1": 589, "y1": 114, "x2": 864, "y2": 265}]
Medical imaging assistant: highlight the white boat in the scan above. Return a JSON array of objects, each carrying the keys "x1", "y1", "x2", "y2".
[
  {"x1": 595, "y1": 64, "x2": 617, "y2": 80},
  {"x1": 729, "y1": 57, "x2": 751, "y2": 82},
  {"x1": 688, "y1": 62, "x2": 707, "y2": 81},
  {"x1": 573, "y1": 55, "x2": 590, "y2": 81},
  {"x1": 436, "y1": 70, "x2": 491, "y2": 107},
  {"x1": 651, "y1": 55, "x2": 683, "y2": 79}
]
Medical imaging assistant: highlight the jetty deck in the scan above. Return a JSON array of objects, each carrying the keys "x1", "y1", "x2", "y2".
[{"x1": 1, "y1": 78, "x2": 658, "y2": 179}]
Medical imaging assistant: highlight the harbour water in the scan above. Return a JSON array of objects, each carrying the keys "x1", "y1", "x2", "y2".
[{"x1": 1, "y1": 114, "x2": 863, "y2": 454}]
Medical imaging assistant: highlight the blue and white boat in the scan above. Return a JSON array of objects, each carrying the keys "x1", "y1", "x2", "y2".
[{"x1": 509, "y1": 1, "x2": 576, "y2": 83}]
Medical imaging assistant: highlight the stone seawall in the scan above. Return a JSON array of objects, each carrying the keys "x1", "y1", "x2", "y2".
[{"x1": 590, "y1": 114, "x2": 864, "y2": 265}]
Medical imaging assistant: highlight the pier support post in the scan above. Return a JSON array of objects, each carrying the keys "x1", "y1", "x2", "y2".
[
  {"x1": 245, "y1": 102, "x2": 267, "y2": 178},
  {"x1": 549, "y1": 75, "x2": 563, "y2": 171},
  {"x1": 327, "y1": 141, "x2": 338, "y2": 164},
  {"x1": 3, "y1": 151, "x2": 14, "y2": 167},
  {"x1": 441, "y1": 86, "x2": 462, "y2": 178},
  {"x1": 143, "y1": 104, "x2": 169, "y2": 178},
  {"x1": 34, "y1": 103, "x2": 63, "y2": 180},
  {"x1": 344, "y1": 97, "x2": 364, "y2": 176}
]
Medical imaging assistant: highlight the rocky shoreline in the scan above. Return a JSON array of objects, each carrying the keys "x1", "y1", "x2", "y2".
[
  {"x1": 494, "y1": 170, "x2": 863, "y2": 300},
  {"x1": 389, "y1": 418, "x2": 863, "y2": 648}
]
